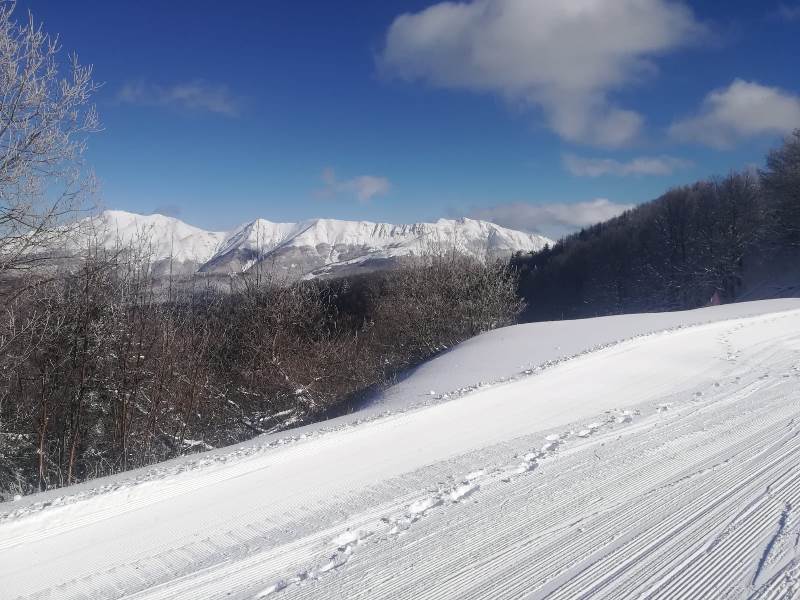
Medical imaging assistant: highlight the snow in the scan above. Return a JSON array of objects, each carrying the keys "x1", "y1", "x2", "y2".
[
  {"x1": 3, "y1": 299, "x2": 800, "y2": 599},
  {"x1": 77, "y1": 210, "x2": 228, "y2": 264},
  {"x1": 216, "y1": 216, "x2": 548, "y2": 262},
  {"x1": 369, "y1": 298, "x2": 800, "y2": 412},
  {"x1": 71, "y1": 210, "x2": 552, "y2": 275}
]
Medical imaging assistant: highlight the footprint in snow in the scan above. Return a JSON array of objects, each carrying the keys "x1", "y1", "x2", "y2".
[
  {"x1": 540, "y1": 440, "x2": 560, "y2": 453},
  {"x1": 257, "y1": 526, "x2": 376, "y2": 596},
  {"x1": 577, "y1": 422, "x2": 604, "y2": 438},
  {"x1": 331, "y1": 529, "x2": 372, "y2": 549},
  {"x1": 408, "y1": 496, "x2": 443, "y2": 515},
  {"x1": 255, "y1": 580, "x2": 287, "y2": 598},
  {"x1": 616, "y1": 411, "x2": 634, "y2": 424},
  {"x1": 464, "y1": 469, "x2": 485, "y2": 481},
  {"x1": 500, "y1": 460, "x2": 538, "y2": 482},
  {"x1": 450, "y1": 482, "x2": 480, "y2": 502}
]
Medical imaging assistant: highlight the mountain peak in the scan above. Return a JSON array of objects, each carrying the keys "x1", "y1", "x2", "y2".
[{"x1": 81, "y1": 210, "x2": 552, "y2": 278}]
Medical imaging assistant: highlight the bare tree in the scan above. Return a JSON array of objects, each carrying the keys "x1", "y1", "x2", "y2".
[
  {"x1": 372, "y1": 251, "x2": 524, "y2": 365},
  {"x1": 0, "y1": 4, "x2": 100, "y2": 275},
  {"x1": 761, "y1": 130, "x2": 800, "y2": 247}
]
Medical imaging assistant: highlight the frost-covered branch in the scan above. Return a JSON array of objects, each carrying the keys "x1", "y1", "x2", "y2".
[{"x1": 0, "y1": 4, "x2": 100, "y2": 274}]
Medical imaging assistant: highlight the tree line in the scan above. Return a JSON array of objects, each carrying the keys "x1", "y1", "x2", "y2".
[
  {"x1": 0, "y1": 250, "x2": 521, "y2": 498},
  {"x1": 512, "y1": 131, "x2": 800, "y2": 321}
]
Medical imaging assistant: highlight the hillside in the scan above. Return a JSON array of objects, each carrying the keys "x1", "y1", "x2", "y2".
[
  {"x1": 74, "y1": 210, "x2": 552, "y2": 278},
  {"x1": 3, "y1": 299, "x2": 800, "y2": 599},
  {"x1": 513, "y1": 131, "x2": 800, "y2": 321}
]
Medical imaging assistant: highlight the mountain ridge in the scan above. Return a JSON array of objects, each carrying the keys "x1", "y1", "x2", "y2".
[{"x1": 79, "y1": 210, "x2": 553, "y2": 278}]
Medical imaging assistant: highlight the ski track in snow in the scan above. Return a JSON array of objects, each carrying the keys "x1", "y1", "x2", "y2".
[{"x1": 3, "y1": 304, "x2": 800, "y2": 599}]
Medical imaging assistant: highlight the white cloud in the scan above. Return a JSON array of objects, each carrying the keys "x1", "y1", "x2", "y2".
[
  {"x1": 118, "y1": 80, "x2": 242, "y2": 117},
  {"x1": 670, "y1": 80, "x2": 800, "y2": 148},
  {"x1": 777, "y1": 3, "x2": 800, "y2": 21},
  {"x1": 469, "y1": 199, "x2": 635, "y2": 238},
  {"x1": 320, "y1": 168, "x2": 392, "y2": 203},
  {"x1": 564, "y1": 154, "x2": 692, "y2": 177},
  {"x1": 379, "y1": 0, "x2": 704, "y2": 147}
]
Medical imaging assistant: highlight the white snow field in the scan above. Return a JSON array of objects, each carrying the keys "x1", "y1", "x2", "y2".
[{"x1": 3, "y1": 299, "x2": 800, "y2": 600}]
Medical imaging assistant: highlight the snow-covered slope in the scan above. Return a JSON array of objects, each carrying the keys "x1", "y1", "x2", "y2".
[
  {"x1": 73, "y1": 210, "x2": 552, "y2": 277},
  {"x1": 73, "y1": 210, "x2": 228, "y2": 270},
  {"x1": 4, "y1": 299, "x2": 800, "y2": 599}
]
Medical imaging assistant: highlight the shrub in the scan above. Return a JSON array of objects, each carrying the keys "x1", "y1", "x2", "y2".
[{"x1": 0, "y1": 249, "x2": 523, "y2": 498}]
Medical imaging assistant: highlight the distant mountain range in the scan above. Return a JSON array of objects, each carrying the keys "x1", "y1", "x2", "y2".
[{"x1": 71, "y1": 210, "x2": 552, "y2": 279}]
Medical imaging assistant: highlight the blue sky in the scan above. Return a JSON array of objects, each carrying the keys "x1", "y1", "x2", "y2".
[{"x1": 18, "y1": 0, "x2": 800, "y2": 236}]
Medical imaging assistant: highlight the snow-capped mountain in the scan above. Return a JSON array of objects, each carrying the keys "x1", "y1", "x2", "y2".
[
  {"x1": 78, "y1": 210, "x2": 552, "y2": 278},
  {"x1": 79, "y1": 210, "x2": 228, "y2": 268}
]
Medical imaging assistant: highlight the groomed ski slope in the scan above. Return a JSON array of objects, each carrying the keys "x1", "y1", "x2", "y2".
[{"x1": 3, "y1": 299, "x2": 800, "y2": 599}]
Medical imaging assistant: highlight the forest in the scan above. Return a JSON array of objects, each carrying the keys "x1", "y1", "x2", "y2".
[{"x1": 512, "y1": 131, "x2": 800, "y2": 322}]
